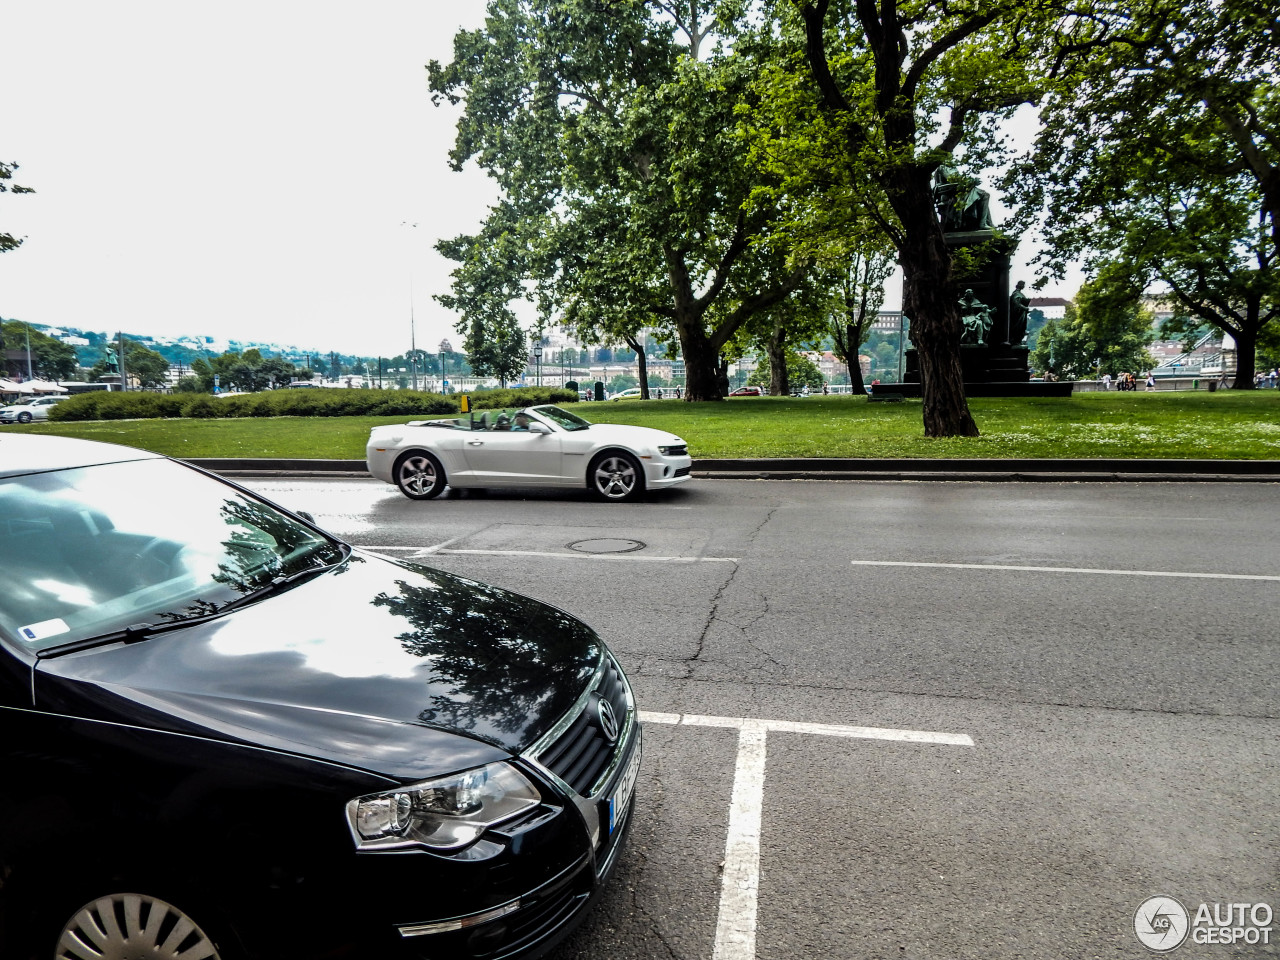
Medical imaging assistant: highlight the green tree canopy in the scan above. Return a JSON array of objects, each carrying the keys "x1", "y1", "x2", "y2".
[
  {"x1": 429, "y1": 0, "x2": 810, "y2": 402},
  {"x1": 1017, "y1": 0, "x2": 1279, "y2": 388},
  {"x1": 1028, "y1": 275, "x2": 1155, "y2": 380},
  {"x1": 1, "y1": 320, "x2": 78, "y2": 380}
]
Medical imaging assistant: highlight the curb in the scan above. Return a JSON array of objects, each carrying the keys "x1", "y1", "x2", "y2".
[{"x1": 187, "y1": 458, "x2": 1280, "y2": 483}]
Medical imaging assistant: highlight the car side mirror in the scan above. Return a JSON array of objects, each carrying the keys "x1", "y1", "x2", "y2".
[{"x1": 527, "y1": 423, "x2": 551, "y2": 435}]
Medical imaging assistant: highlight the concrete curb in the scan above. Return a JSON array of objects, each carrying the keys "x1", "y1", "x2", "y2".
[{"x1": 187, "y1": 457, "x2": 1280, "y2": 482}]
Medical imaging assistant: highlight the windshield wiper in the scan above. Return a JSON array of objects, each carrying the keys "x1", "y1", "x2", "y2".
[
  {"x1": 218, "y1": 546, "x2": 350, "y2": 613},
  {"x1": 38, "y1": 611, "x2": 229, "y2": 658},
  {"x1": 39, "y1": 545, "x2": 351, "y2": 658}
]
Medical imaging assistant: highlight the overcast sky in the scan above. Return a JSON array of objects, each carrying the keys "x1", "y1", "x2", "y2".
[
  {"x1": 3, "y1": 2, "x2": 1074, "y2": 361},
  {"x1": 2, "y1": 1, "x2": 494, "y2": 357}
]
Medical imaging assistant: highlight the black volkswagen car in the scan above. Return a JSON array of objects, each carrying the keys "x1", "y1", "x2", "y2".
[{"x1": 0, "y1": 436, "x2": 641, "y2": 960}]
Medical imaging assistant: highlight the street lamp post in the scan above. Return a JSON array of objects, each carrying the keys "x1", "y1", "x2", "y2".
[{"x1": 534, "y1": 344, "x2": 543, "y2": 388}]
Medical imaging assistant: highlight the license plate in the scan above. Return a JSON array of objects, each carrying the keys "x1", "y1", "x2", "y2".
[{"x1": 606, "y1": 739, "x2": 642, "y2": 835}]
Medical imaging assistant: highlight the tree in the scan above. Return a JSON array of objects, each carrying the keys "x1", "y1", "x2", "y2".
[
  {"x1": 828, "y1": 250, "x2": 895, "y2": 395},
  {"x1": 429, "y1": 0, "x2": 810, "y2": 402},
  {"x1": 123, "y1": 344, "x2": 171, "y2": 391},
  {"x1": 1019, "y1": 0, "x2": 1279, "y2": 389},
  {"x1": 462, "y1": 313, "x2": 527, "y2": 386},
  {"x1": 743, "y1": 1, "x2": 1040, "y2": 434},
  {"x1": 1028, "y1": 276, "x2": 1155, "y2": 380},
  {"x1": 1, "y1": 320, "x2": 78, "y2": 380},
  {"x1": 1, "y1": 161, "x2": 35, "y2": 255},
  {"x1": 748, "y1": 350, "x2": 824, "y2": 390}
]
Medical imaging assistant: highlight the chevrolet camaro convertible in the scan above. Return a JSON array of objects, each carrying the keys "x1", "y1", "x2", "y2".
[
  {"x1": 367, "y1": 404, "x2": 693, "y2": 503},
  {"x1": 0, "y1": 435, "x2": 641, "y2": 960}
]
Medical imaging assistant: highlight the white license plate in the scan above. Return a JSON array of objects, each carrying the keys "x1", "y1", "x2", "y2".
[{"x1": 606, "y1": 739, "x2": 642, "y2": 835}]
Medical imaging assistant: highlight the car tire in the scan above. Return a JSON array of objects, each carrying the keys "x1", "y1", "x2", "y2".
[
  {"x1": 55, "y1": 892, "x2": 222, "y2": 960},
  {"x1": 16, "y1": 411, "x2": 32, "y2": 424},
  {"x1": 589, "y1": 451, "x2": 644, "y2": 502},
  {"x1": 394, "y1": 451, "x2": 446, "y2": 500}
]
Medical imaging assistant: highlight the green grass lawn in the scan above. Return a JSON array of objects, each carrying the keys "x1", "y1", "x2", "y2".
[{"x1": 11, "y1": 391, "x2": 1280, "y2": 460}]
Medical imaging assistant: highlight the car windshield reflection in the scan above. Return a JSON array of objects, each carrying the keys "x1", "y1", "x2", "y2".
[
  {"x1": 0, "y1": 459, "x2": 345, "y2": 652},
  {"x1": 531, "y1": 405, "x2": 591, "y2": 431}
]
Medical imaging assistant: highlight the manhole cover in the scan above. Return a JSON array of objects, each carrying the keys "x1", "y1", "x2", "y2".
[{"x1": 566, "y1": 538, "x2": 647, "y2": 555}]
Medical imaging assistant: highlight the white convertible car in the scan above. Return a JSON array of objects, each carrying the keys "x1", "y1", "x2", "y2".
[{"x1": 367, "y1": 404, "x2": 693, "y2": 502}]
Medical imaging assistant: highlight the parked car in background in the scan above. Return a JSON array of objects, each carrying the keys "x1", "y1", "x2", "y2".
[
  {"x1": 728, "y1": 386, "x2": 763, "y2": 397},
  {"x1": 0, "y1": 395, "x2": 64, "y2": 424},
  {"x1": 608, "y1": 387, "x2": 644, "y2": 401},
  {"x1": 0, "y1": 434, "x2": 641, "y2": 960},
  {"x1": 367, "y1": 404, "x2": 693, "y2": 503}
]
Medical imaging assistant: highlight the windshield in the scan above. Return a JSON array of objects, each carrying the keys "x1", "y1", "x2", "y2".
[
  {"x1": 0, "y1": 459, "x2": 345, "y2": 653},
  {"x1": 531, "y1": 405, "x2": 591, "y2": 432}
]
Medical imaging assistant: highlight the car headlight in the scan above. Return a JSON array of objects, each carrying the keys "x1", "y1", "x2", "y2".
[
  {"x1": 657, "y1": 443, "x2": 687, "y2": 456},
  {"x1": 347, "y1": 763, "x2": 541, "y2": 851}
]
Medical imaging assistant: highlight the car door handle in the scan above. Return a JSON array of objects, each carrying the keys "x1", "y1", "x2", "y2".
[{"x1": 468, "y1": 440, "x2": 484, "y2": 446}]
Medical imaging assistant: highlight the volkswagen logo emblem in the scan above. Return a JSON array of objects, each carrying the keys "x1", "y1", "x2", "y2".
[{"x1": 595, "y1": 696, "x2": 619, "y2": 744}]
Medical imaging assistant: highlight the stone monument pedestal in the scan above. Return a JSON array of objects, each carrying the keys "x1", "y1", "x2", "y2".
[{"x1": 871, "y1": 229, "x2": 1065, "y2": 398}]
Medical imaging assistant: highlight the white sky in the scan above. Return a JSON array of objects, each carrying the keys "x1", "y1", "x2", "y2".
[
  {"x1": 2, "y1": 2, "x2": 1076, "y2": 360},
  {"x1": 2, "y1": 1, "x2": 494, "y2": 357}
]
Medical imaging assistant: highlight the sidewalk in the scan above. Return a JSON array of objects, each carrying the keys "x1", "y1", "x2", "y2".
[{"x1": 190, "y1": 457, "x2": 1280, "y2": 482}]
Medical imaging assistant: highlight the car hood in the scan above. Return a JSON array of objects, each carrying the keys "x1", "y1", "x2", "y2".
[
  {"x1": 584, "y1": 423, "x2": 685, "y2": 447},
  {"x1": 34, "y1": 553, "x2": 603, "y2": 779}
]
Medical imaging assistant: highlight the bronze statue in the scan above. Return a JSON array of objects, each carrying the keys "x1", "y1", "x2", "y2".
[
  {"x1": 104, "y1": 345, "x2": 120, "y2": 374},
  {"x1": 934, "y1": 164, "x2": 995, "y2": 232},
  {"x1": 1009, "y1": 281, "x2": 1031, "y2": 345},
  {"x1": 958, "y1": 289, "x2": 993, "y2": 344}
]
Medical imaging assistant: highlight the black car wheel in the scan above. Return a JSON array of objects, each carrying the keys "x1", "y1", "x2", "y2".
[
  {"x1": 395, "y1": 451, "x2": 446, "y2": 500},
  {"x1": 590, "y1": 452, "x2": 643, "y2": 502},
  {"x1": 56, "y1": 893, "x2": 221, "y2": 960},
  {"x1": 17, "y1": 411, "x2": 32, "y2": 424}
]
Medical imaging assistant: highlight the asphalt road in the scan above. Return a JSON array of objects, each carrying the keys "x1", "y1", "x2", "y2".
[{"x1": 245, "y1": 476, "x2": 1280, "y2": 960}]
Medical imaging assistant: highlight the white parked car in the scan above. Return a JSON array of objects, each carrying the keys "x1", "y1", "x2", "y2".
[
  {"x1": 367, "y1": 404, "x2": 693, "y2": 502},
  {"x1": 0, "y1": 395, "x2": 64, "y2": 424}
]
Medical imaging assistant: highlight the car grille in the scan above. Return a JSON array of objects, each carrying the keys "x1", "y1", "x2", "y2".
[
  {"x1": 664, "y1": 444, "x2": 689, "y2": 456},
  {"x1": 535, "y1": 654, "x2": 632, "y2": 798},
  {"x1": 673, "y1": 466, "x2": 691, "y2": 477}
]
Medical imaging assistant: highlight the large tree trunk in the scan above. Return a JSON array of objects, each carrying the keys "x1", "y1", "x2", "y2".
[
  {"x1": 677, "y1": 311, "x2": 724, "y2": 401},
  {"x1": 766, "y1": 324, "x2": 789, "y2": 396},
  {"x1": 1230, "y1": 323, "x2": 1257, "y2": 389},
  {"x1": 888, "y1": 174, "x2": 979, "y2": 437}
]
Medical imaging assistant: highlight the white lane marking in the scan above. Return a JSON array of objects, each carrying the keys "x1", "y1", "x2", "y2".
[
  {"x1": 715, "y1": 723, "x2": 767, "y2": 960},
  {"x1": 850, "y1": 559, "x2": 1280, "y2": 583},
  {"x1": 640, "y1": 713, "x2": 973, "y2": 960}
]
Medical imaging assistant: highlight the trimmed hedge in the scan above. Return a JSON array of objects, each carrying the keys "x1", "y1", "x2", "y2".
[{"x1": 48, "y1": 387, "x2": 578, "y2": 422}]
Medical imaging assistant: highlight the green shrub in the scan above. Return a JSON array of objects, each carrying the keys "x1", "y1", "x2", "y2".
[
  {"x1": 181, "y1": 395, "x2": 224, "y2": 418},
  {"x1": 45, "y1": 386, "x2": 578, "y2": 423}
]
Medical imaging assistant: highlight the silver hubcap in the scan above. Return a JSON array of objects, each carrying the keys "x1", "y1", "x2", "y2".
[
  {"x1": 399, "y1": 456, "x2": 437, "y2": 495},
  {"x1": 57, "y1": 894, "x2": 219, "y2": 960},
  {"x1": 594, "y1": 457, "x2": 637, "y2": 499}
]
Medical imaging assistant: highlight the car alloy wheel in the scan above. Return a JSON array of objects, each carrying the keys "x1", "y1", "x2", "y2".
[
  {"x1": 17, "y1": 411, "x2": 32, "y2": 423},
  {"x1": 56, "y1": 893, "x2": 221, "y2": 960},
  {"x1": 395, "y1": 451, "x2": 446, "y2": 500},
  {"x1": 591, "y1": 452, "x2": 642, "y2": 502}
]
